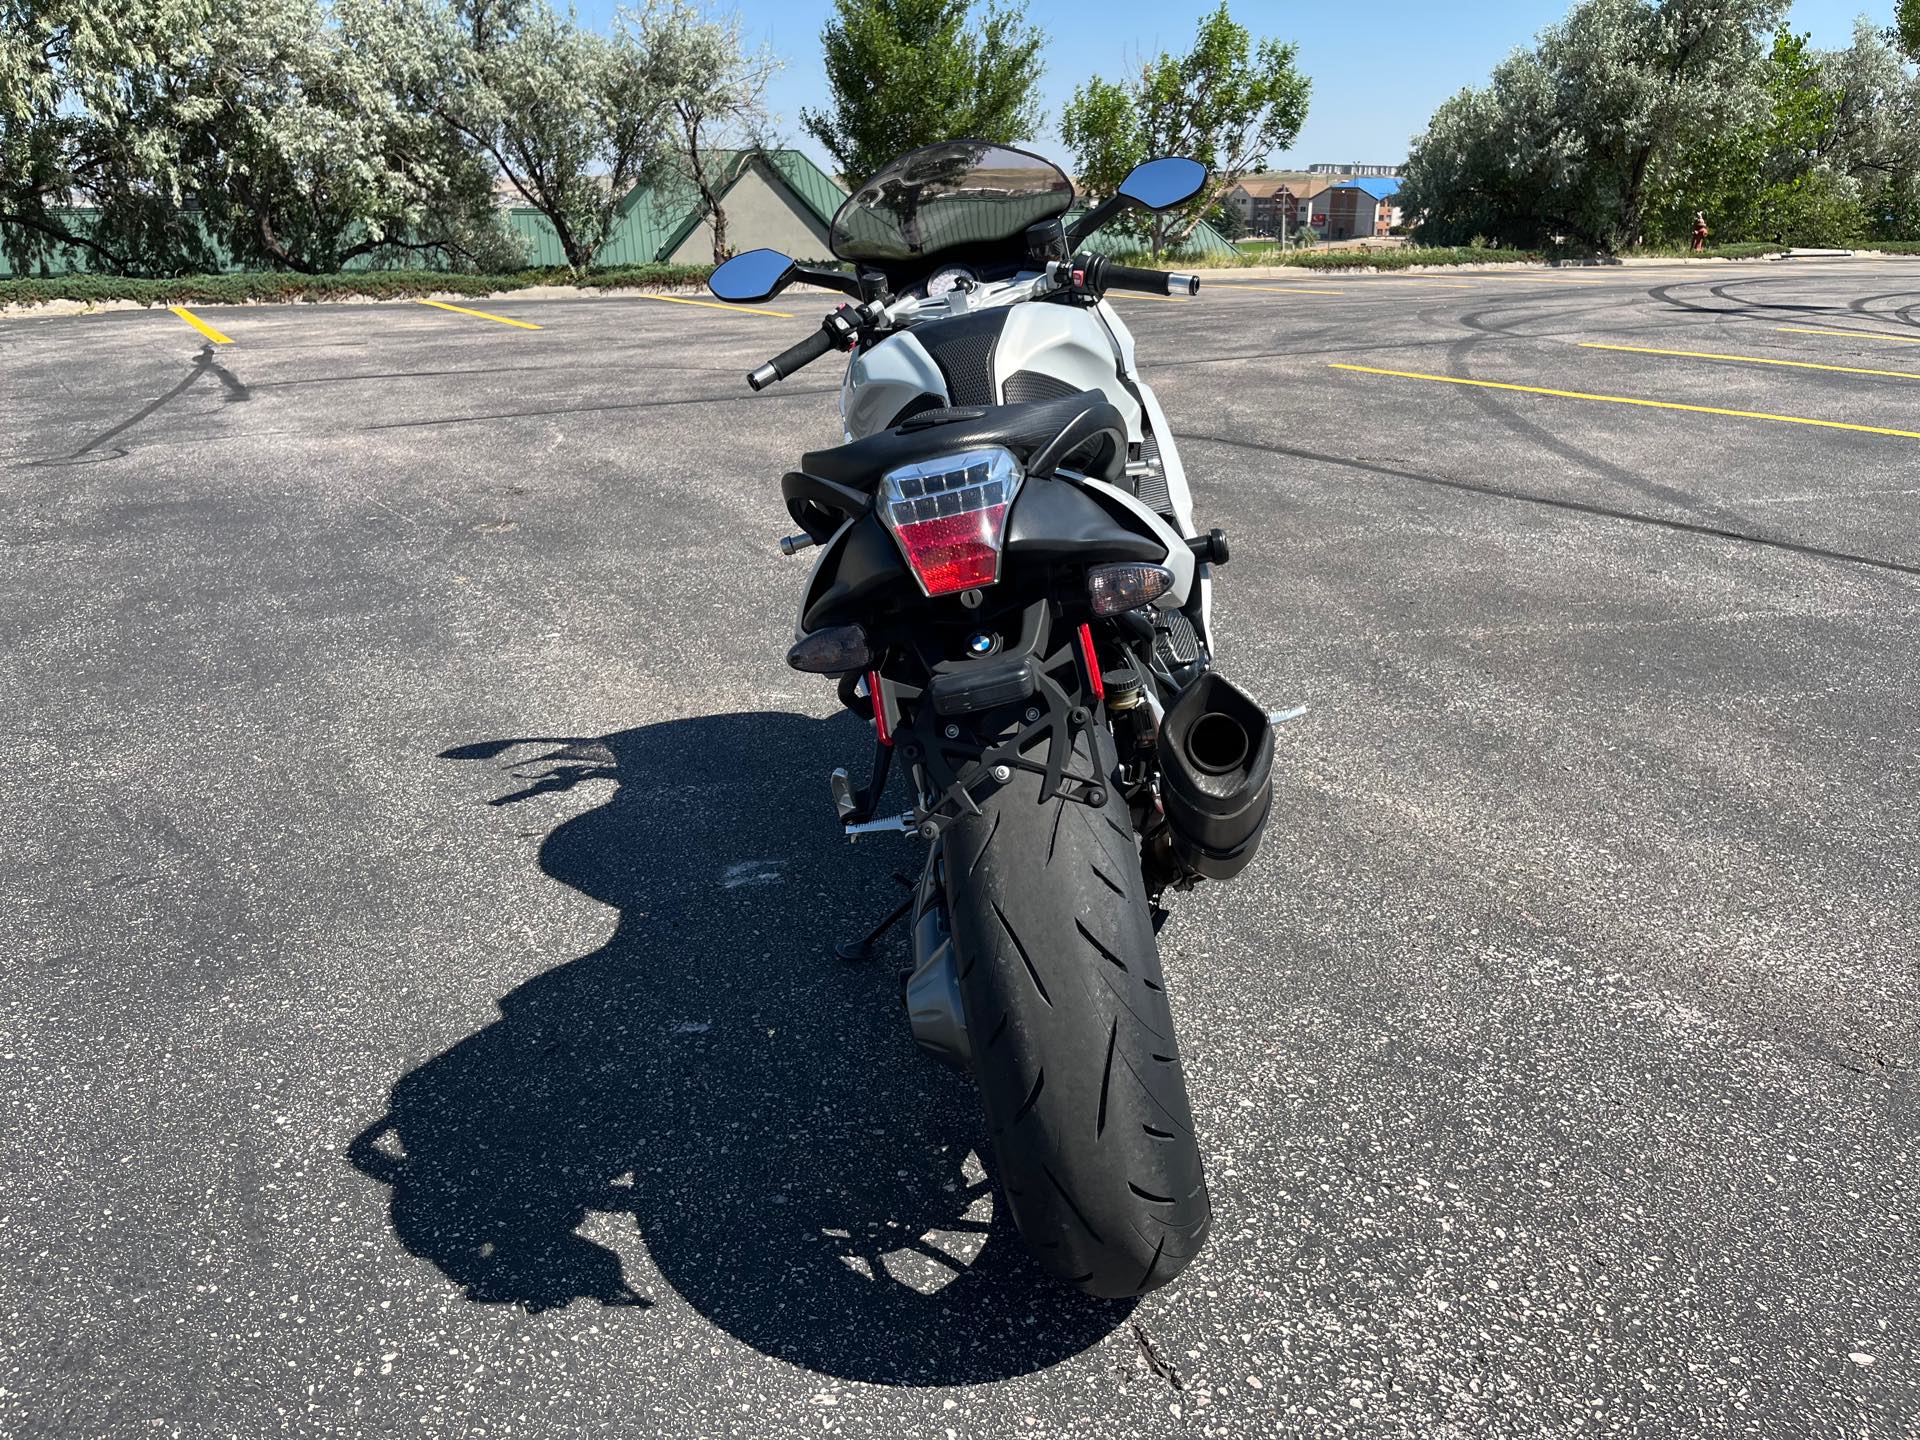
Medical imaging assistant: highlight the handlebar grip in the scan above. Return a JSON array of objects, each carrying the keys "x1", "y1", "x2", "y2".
[
  {"x1": 1101, "y1": 262, "x2": 1201, "y2": 297},
  {"x1": 748, "y1": 324, "x2": 839, "y2": 391}
]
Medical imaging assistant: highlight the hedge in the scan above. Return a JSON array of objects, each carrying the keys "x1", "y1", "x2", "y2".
[
  {"x1": 0, "y1": 263, "x2": 716, "y2": 309},
  {"x1": 1613, "y1": 242, "x2": 1787, "y2": 260},
  {"x1": 1263, "y1": 245, "x2": 1547, "y2": 270}
]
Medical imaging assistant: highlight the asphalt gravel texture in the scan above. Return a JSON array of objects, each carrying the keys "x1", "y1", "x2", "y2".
[{"x1": 3, "y1": 259, "x2": 1917, "y2": 1438}]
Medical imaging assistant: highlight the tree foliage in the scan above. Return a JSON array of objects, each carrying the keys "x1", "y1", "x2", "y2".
[
  {"x1": 1402, "y1": 0, "x2": 1920, "y2": 251},
  {"x1": 0, "y1": 0, "x2": 781, "y2": 276},
  {"x1": 800, "y1": 0, "x2": 1045, "y2": 187},
  {"x1": 636, "y1": 0, "x2": 781, "y2": 263},
  {"x1": 1, "y1": 0, "x2": 222, "y2": 272},
  {"x1": 1059, "y1": 3, "x2": 1309, "y2": 255}
]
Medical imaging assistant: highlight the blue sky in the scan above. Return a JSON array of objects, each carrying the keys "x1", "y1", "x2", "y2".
[{"x1": 579, "y1": 0, "x2": 1902, "y2": 176}]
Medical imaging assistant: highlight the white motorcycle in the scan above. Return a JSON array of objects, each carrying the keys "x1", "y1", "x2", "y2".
[{"x1": 708, "y1": 142, "x2": 1276, "y2": 1297}]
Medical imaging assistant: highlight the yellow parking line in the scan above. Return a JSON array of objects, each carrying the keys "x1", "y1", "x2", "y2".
[
  {"x1": 1776, "y1": 325, "x2": 1920, "y2": 346},
  {"x1": 1328, "y1": 363, "x2": 1920, "y2": 441},
  {"x1": 169, "y1": 306, "x2": 232, "y2": 344},
  {"x1": 1466, "y1": 273, "x2": 1609, "y2": 285},
  {"x1": 415, "y1": 299, "x2": 541, "y2": 330},
  {"x1": 1581, "y1": 341, "x2": 1920, "y2": 382},
  {"x1": 630, "y1": 293, "x2": 794, "y2": 318},
  {"x1": 1221, "y1": 284, "x2": 1347, "y2": 297},
  {"x1": 1363, "y1": 277, "x2": 1479, "y2": 288}
]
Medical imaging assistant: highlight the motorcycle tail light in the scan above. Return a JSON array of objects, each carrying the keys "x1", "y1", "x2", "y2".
[
  {"x1": 1087, "y1": 562, "x2": 1174, "y2": 615},
  {"x1": 878, "y1": 447, "x2": 1022, "y2": 597}
]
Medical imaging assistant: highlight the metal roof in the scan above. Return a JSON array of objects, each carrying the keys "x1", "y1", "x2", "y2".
[{"x1": 1332, "y1": 177, "x2": 1403, "y2": 201}]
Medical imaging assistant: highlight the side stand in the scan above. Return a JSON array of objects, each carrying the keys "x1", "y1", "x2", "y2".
[{"x1": 835, "y1": 871, "x2": 917, "y2": 962}]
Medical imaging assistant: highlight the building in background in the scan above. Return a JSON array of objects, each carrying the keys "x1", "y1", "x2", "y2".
[
  {"x1": 1306, "y1": 163, "x2": 1403, "y2": 178},
  {"x1": 1223, "y1": 168, "x2": 1405, "y2": 241},
  {"x1": 503, "y1": 149, "x2": 846, "y2": 266},
  {"x1": 1321, "y1": 177, "x2": 1403, "y2": 240},
  {"x1": 1221, "y1": 172, "x2": 1316, "y2": 235},
  {"x1": 1286, "y1": 178, "x2": 1337, "y2": 236}
]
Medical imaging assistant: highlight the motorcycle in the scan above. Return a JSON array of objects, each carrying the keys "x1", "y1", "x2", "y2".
[{"x1": 706, "y1": 141, "x2": 1280, "y2": 1298}]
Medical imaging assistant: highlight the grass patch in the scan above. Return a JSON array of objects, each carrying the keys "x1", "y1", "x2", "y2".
[
  {"x1": 1856, "y1": 239, "x2": 1920, "y2": 254},
  {"x1": 0, "y1": 263, "x2": 716, "y2": 309},
  {"x1": 1615, "y1": 243, "x2": 1786, "y2": 260}
]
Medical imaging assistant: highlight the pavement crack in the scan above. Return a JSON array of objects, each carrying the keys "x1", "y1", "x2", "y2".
[{"x1": 1131, "y1": 1320, "x2": 1184, "y2": 1391}]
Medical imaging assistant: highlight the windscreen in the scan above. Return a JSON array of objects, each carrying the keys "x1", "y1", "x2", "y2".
[{"x1": 829, "y1": 142, "x2": 1074, "y2": 263}]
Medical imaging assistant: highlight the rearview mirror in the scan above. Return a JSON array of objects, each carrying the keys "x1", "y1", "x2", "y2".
[
  {"x1": 1118, "y1": 157, "x2": 1207, "y2": 212},
  {"x1": 709, "y1": 248, "x2": 796, "y2": 303}
]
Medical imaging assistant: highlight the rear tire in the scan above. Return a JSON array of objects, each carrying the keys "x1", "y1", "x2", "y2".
[{"x1": 945, "y1": 729, "x2": 1211, "y2": 1297}]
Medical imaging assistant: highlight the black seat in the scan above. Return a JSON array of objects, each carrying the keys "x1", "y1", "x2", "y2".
[{"x1": 799, "y1": 393, "x2": 1130, "y2": 490}]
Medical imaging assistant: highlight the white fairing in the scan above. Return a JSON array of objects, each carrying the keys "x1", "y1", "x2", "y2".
[
  {"x1": 833, "y1": 282, "x2": 1212, "y2": 643},
  {"x1": 841, "y1": 332, "x2": 945, "y2": 441}
]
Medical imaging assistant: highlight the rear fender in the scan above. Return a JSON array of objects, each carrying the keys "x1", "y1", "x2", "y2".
[{"x1": 1077, "y1": 480, "x2": 1194, "y2": 609}]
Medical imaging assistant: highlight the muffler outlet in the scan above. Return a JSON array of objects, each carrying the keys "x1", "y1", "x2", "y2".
[{"x1": 1156, "y1": 672, "x2": 1274, "y2": 880}]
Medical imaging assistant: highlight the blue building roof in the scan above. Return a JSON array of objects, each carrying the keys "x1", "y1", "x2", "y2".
[{"x1": 1332, "y1": 177, "x2": 1402, "y2": 200}]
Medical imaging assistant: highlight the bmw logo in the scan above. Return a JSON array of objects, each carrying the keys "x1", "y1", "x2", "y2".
[{"x1": 967, "y1": 633, "x2": 996, "y2": 656}]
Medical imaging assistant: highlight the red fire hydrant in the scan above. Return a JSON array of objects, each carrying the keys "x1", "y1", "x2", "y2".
[{"x1": 1691, "y1": 212, "x2": 1709, "y2": 252}]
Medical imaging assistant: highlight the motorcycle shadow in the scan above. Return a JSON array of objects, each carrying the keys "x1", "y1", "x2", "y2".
[{"x1": 348, "y1": 709, "x2": 1132, "y2": 1384}]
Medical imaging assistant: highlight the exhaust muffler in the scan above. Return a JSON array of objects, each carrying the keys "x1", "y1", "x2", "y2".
[{"x1": 1156, "y1": 672, "x2": 1275, "y2": 880}]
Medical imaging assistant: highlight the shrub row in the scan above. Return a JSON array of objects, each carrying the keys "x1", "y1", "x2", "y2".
[
  {"x1": 0, "y1": 264, "x2": 715, "y2": 309},
  {"x1": 1264, "y1": 245, "x2": 1548, "y2": 270},
  {"x1": 1613, "y1": 242, "x2": 1788, "y2": 260}
]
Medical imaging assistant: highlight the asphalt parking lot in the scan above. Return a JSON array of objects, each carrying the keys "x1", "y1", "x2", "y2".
[{"x1": 4, "y1": 258, "x2": 1917, "y2": 1438}]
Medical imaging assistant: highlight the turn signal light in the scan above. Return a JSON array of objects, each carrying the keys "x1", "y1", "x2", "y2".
[
  {"x1": 787, "y1": 624, "x2": 873, "y2": 673},
  {"x1": 1087, "y1": 562, "x2": 1174, "y2": 615},
  {"x1": 878, "y1": 447, "x2": 1022, "y2": 597}
]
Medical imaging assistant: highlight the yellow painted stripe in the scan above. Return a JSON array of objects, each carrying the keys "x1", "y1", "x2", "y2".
[
  {"x1": 1465, "y1": 273, "x2": 1608, "y2": 285},
  {"x1": 169, "y1": 306, "x2": 232, "y2": 344},
  {"x1": 1222, "y1": 284, "x2": 1348, "y2": 297},
  {"x1": 1363, "y1": 277, "x2": 1479, "y2": 288},
  {"x1": 1776, "y1": 325, "x2": 1920, "y2": 347},
  {"x1": 1328, "y1": 363, "x2": 1920, "y2": 441},
  {"x1": 1581, "y1": 341, "x2": 1920, "y2": 382},
  {"x1": 629, "y1": 292, "x2": 794, "y2": 318},
  {"x1": 414, "y1": 299, "x2": 542, "y2": 329}
]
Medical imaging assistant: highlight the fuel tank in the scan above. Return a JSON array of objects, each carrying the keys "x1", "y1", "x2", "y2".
[{"x1": 841, "y1": 303, "x2": 1143, "y2": 442}]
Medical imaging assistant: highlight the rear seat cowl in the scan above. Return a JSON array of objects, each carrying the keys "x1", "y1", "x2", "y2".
[{"x1": 799, "y1": 394, "x2": 1129, "y2": 489}]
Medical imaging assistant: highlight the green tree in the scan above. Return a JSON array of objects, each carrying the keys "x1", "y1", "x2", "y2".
[
  {"x1": 1059, "y1": 3, "x2": 1310, "y2": 256},
  {"x1": 1645, "y1": 28, "x2": 1836, "y2": 243},
  {"x1": 800, "y1": 0, "x2": 1045, "y2": 187},
  {"x1": 0, "y1": 0, "x2": 221, "y2": 274},
  {"x1": 1647, "y1": 19, "x2": 1918, "y2": 245},
  {"x1": 1207, "y1": 200, "x2": 1247, "y2": 240},
  {"x1": 1896, "y1": 0, "x2": 1920, "y2": 64},
  {"x1": 635, "y1": 0, "x2": 781, "y2": 263},
  {"x1": 1402, "y1": 0, "x2": 1781, "y2": 251},
  {"x1": 394, "y1": 0, "x2": 675, "y2": 271},
  {"x1": 183, "y1": 0, "x2": 515, "y2": 273}
]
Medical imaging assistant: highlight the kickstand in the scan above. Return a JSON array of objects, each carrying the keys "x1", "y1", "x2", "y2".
[{"x1": 835, "y1": 872, "x2": 918, "y2": 962}]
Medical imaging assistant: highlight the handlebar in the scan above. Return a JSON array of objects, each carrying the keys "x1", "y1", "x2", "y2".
[
  {"x1": 1104, "y1": 263, "x2": 1201, "y2": 297},
  {"x1": 748, "y1": 325, "x2": 838, "y2": 391},
  {"x1": 741, "y1": 258, "x2": 1203, "y2": 390},
  {"x1": 1080, "y1": 255, "x2": 1201, "y2": 297}
]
